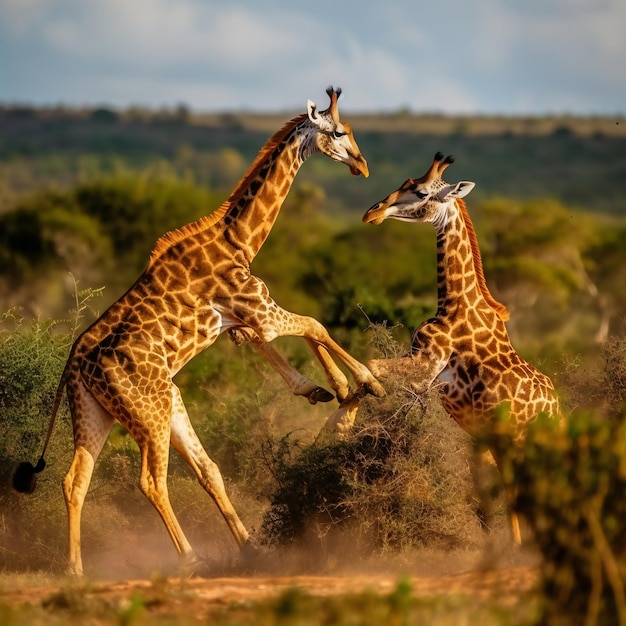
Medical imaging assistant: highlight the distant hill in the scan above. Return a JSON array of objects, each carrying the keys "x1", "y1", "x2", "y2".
[{"x1": 1, "y1": 105, "x2": 625, "y2": 215}]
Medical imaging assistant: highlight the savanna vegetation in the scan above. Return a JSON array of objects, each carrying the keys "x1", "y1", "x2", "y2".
[{"x1": 2, "y1": 105, "x2": 626, "y2": 625}]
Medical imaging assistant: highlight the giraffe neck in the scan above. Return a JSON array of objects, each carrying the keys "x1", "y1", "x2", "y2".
[
  {"x1": 435, "y1": 199, "x2": 509, "y2": 321},
  {"x1": 218, "y1": 117, "x2": 314, "y2": 264},
  {"x1": 149, "y1": 113, "x2": 315, "y2": 268}
]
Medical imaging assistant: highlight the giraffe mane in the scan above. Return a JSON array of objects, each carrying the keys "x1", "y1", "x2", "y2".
[
  {"x1": 456, "y1": 198, "x2": 510, "y2": 322},
  {"x1": 148, "y1": 112, "x2": 310, "y2": 266}
]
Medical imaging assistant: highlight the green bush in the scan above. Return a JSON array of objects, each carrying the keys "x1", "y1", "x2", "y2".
[
  {"x1": 488, "y1": 337, "x2": 626, "y2": 626},
  {"x1": 0, "y1": 174, "x2": 225, "y2": 316},
  {"x1": 0, "y1": 310, "x2": 70, "y2": 481},
  {"x1": 0, "y1": 309, "x2": 74, "y2": 570},
  {"x1": 488, "y1": 411, "x2": 626, "y2": 626}
]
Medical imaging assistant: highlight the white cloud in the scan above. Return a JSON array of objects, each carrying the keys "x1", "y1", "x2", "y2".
[
  {"x1": 39, "y1": 0, "x2": 315, "y2": 74},
  {"x1": 0, "y1": 0, "x2": 55, "y2": 36},
  {"x1": 0, "y1": 0, "x2": 624, "y2": 114}
]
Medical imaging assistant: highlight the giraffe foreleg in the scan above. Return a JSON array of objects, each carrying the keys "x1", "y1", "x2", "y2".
[
  {"x1": 222, "y1": 294, "x2": 384, "y2": 399},
  {"x1": 228, "y1": 327, "x2": 334, "y2": 404},
  {"x1": 305, "y1": 339, "x2": 351, "y2": 402},
  {"x1": 255, "y1": 312, "x2": 385, "y2": 400}
]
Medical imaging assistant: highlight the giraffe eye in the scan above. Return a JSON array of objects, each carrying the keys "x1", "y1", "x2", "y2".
[
  {"x1": 415, "y1": 190, "x2": 428, "y2": 199},
  {"x1": 332, "y1": 130, "x2": 346, "y2": 139}
]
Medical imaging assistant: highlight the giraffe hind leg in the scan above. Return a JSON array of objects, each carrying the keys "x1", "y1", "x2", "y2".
[
  {"x1": 90, "y1": 372, "x2": 198, "y2": 567},
  {"x1": 63, "y1": 381, "x2": 115, "y2": 576}
]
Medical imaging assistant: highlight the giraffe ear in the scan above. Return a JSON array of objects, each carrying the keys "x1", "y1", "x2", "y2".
[
  {"x1": 307, "y1": 100, "x2": 319, "y2": 123},
  {"x1": 449, "y1": 181, "x2": 475, "y2": 199}
]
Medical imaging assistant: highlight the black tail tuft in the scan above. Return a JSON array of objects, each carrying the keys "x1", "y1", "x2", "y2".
[{"x1": 12, "y1": 457, "x2": 46, "y2": 494}]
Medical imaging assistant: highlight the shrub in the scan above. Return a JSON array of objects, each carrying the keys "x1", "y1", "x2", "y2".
[
  {"x1": 0, "y1": 309, "x2": 74, "y2": 570},
  {"x1": 488, "y1": 411, "x2": 626, "y2": 626},
  {"x1": 489, "y1": 337, "x2": 626, "y2": 626},
  {"x1": 259, "y1": 356, "x2": 486, "y2": 564},
  {"x1": 0, "y1": 310, "x2": 70, "y2": 481}
]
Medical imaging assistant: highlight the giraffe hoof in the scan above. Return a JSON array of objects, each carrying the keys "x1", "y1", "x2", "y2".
[
  {"x1": 366, "y1": 380, "x2": 386, "y2": 398},
  {"x1": 240, "y1": 538, "x2": 259, "y2": 558},
  {"x1": 65, "y1": 565, "x2": 84, "y2": 577},
  {"x1": 236, "y1": 538, "x2": 269, "y2": 573},
  {"x1": 179, "y1": 552, "x2": 212, "y2": 577},
  {"x1": 308, "y1": 387, "x2": 334, "y2": 404}
]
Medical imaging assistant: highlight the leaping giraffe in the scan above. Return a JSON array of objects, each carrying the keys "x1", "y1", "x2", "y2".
[
  {"x1": 13, "y1": 87, "x2": 384, "y2": 576},
  {"x1": 361, "y1": 153, "x2": 561, "y2": 544}
]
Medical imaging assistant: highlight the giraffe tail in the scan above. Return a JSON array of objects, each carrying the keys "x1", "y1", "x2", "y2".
[
  {"x1": 12, "y1": 457, "x2": 47, "y2": 494},
  {"x1": 12, "y1": 357, "x2": 71, "y2": 494}
]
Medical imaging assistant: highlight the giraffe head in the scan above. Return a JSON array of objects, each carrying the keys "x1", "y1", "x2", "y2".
[
  {"x1": 362, "y1": 152, "x2": 475, "y2": 225},
  {"x1": 306, "y1": 86, "x2": 369, "y2": 177}
]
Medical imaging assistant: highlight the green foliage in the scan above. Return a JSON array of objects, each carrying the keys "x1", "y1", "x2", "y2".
[
  {"x1": 468, "y1": 197, "x2": 606, "y2": 364},
  {"x1": 582, "y1": 222, "x2": 626, "y2": 339},
  {"x1": 0, "y1": 173, "x2": 225, "y2": 315},
  {"x1": 73, "y1": 173, "x2": 222, "y2": 271},
  {"x1": 0, "y1": 191, "x2": 110, "y2": 287},
  {"x1": 292, "y1": 220, "x2": 437, "y2": 352},
  {"x1": 0, "y1": 311, "x2": 72, "y2": 570},
  {"x1": 490, "y1": 412, "x2": 626, "y2": 626},
  {"x1": 485, "y1": 338, "x2": 626, "y2": 626},
  {"x1": 479, "y1": 198, "x2": 591, "y2": 291},
  {"x1": 0, "y1": 310, "x2": 70, "y2": 476}
]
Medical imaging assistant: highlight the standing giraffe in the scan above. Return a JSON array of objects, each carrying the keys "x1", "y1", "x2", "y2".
[
  {"x1": 13, "y1": 87, "x2": 384, "y2": 576},
  {"x1": 362, "y1": 152, "x2": 561, "y2": 544}
]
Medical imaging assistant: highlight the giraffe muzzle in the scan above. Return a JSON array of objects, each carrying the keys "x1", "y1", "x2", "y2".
[
  {"x1": 350, "y1": 154, "x2": 369, "y2": 178},
  {"x1": 362, "y1": 202, "x2": 388, "y2": 225}
]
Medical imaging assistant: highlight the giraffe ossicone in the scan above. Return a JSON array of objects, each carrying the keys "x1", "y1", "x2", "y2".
[
  {"x1": 360, "y1": 152, "x2": 562, "y2": 545},
  {"x1": 13, "y1": 87, "x2": 383, "y2": 576}
]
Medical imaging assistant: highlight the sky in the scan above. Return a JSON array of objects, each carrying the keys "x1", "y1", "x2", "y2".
[{"x1": 1, "y1": 0, "x2": 625, "y2": 116}]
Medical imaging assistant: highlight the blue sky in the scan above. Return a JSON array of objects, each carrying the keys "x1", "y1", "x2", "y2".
[{"x1": 1, "y1": 0, "x2": 625, "y2": 115}]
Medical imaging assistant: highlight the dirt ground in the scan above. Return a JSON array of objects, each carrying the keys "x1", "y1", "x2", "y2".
[
  {"x1": 0, "y1": 543, "x2": 541, "y2": 621},
  {"x1": 0, "y1": 568, "x2": 538, "y2": 613}
]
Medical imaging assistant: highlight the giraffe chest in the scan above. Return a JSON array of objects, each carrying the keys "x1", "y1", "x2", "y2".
[
  {"x1": 437, "y1": 349, "x2": 558, "y2": 437},
  {"x1": 436, "y1": 356, "x2": 491, "y2": 435}
]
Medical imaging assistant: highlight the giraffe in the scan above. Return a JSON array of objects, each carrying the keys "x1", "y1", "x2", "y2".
[
  {"x1": 13, "y1": 87, "x2": 385, "y2": 576},
  {"x1": 361, "y1": 152, "x2": 561, "y2": 544}
]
